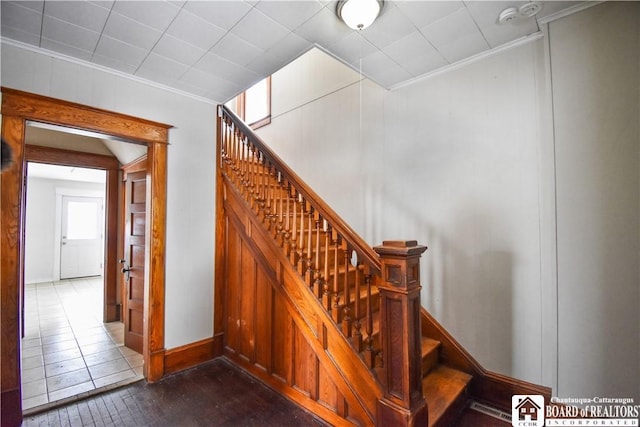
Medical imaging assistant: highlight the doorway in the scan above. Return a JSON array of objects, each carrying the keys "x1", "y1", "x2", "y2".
[
  {"x1": 1, "y1": 88, "x2": 171, "y2": 426},
  {"x1": 21, "y1": 162, "x2": 144, "y2": 411}
]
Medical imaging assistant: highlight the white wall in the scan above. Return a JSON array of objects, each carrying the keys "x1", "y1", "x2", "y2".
[
  {"x1": 261, "y1": 42, "x2": 547, "y2": 383},
  {"x1": 258, "y1": 2, "x2": 639, "y2": 401},
  {"x1": 384, "y1": 40, "x2": 546, "y2": 384},
  {"x1": 24, "y1": 177, "x2": 105, "y2": 284},
  {"x1": 549, "y1": 2, "x2": 639, "y2": 401},
  {"x1": 1, "y1": 43, "x2": 217, "y2": 349}
]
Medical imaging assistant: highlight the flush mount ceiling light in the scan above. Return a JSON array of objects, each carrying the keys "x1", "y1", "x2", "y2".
[{"x1": 337, "y1": 0, "x2": 384, "y2": 30}]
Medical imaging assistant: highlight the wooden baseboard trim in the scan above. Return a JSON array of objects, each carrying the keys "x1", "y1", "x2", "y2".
[
  {"x1": 1, "y1": 388, "x2": 22, "y2": 427},
  {"x1": 421, "y1": 307, "x2": 551, "y2": 411},
  {"x1": 473, "y1": 371, "x2": 552, "y2": 412},
  {"x1": 164, "y1": 334, "x2": 224, "y2": 376}
]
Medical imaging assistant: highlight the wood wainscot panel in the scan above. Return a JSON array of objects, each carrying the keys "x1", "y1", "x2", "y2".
[{"x1": 220, "y1": 178, "x2": 375, "y2": 426}]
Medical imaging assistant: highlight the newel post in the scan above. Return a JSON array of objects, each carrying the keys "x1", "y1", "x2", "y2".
[{"x1": 374, "y1": 240, "x2": 428, "y2": 427}]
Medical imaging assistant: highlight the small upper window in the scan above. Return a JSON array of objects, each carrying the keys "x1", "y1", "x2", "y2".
[{"x1": 236, "y1": 76, "x2": 271, "y2": 130}]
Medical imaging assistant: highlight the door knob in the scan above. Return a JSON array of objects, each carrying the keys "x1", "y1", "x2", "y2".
[{"x1": 119, "y1": 259, "x2": 131, "y2": 280}]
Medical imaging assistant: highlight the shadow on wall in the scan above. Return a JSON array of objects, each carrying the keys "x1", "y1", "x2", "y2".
[{"x1": 373, "y1": 184, "x2": 516, "y2": 377}]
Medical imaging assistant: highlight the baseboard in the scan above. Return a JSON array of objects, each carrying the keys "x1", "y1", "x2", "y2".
[
  {"x1": 1, "y1": 388, "x2": 22, "y2": 427},
  {"x1": 420, "y1": 308, "x2": 551, "y2": 412},
  {"x1": 163, "y1": 333, "x2": 224, "y2": 376},
  {"x1": 472, "y1": 370, "x2": 552, "y2": 412}
]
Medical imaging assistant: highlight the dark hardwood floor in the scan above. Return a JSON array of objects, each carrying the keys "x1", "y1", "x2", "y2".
[{"x1": 21, "y1": 358, "x2": 327, "y2": 426}]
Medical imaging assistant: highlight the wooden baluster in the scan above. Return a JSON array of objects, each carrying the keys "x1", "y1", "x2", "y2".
[
  {"x1": 233, "y1": 130, "x2": 240, "y2": 176},
  {"x1": 220, "y1": 120, "x2": 226, "y2": 163},
  {"x1": 313, "y1": 218, "x2": 325, "y2": 298},
  {"x1": 240, "y1": 139, "x2": 248, "y2": 191},
  {"x1": 246, "y1": 143, "x2": 254, "y2": 201},
  {"x1": 249, "y1": 145, "x2": 256, "y2": 204},
  {"x1": 297, "y1": 194, "x2": 305, "y2": 274},
  {"x1": 266, "y1": 164, "x2": 277, "y2": 230},
  {"x1": 331, "y1": 234, "x2": 341, "y2": 323},
  {"x1": 289, "y1": 189, "x2": 298, "y2": 265},
  {"x1": 253, "y1": 147, "x2": 260, "y2": 208},
  {"x1": 322, "y1": 224, "x2": 332, "y2": 311},
  {"x1": 225, "y1": 120, "x2": 231, "y2": 164},
  {"x1": 256, "y1": 152, "x2": 266, "y2": 214},
  {"x1": 223, "y1": 121, "x2": 229, "y2": 163},
  {"x1": 261, "y1": 155, "x2": 268, "y2": 214},
  {"x1": 352, "y1": 258, "x2": 363, "y2": 352},
  {"x1": 283, "y1": 183, "x2": 292, "y2": 257},
  {"x1": 230, "y1": 127, "x2": 237, "y2": 176},
  {"x1": 226, "y1": 124, "x2": 233, "y2": 175},
  {"x1": 363, "y1": 269, "x2": 375, "y2": 369},
  {"x1": 271, "y1": 169, "x2": 279, "y2": 233},
  {"x1": 254, "y1": 151, "x2": 261, "y2": 210},
  {"x1": 265, "y1": 162, "x2": 273, "y2": 223},
  {"x1": 305, "y1": 207, "x2": 314, "y2": 285},
  {"x1": 276, "y1": 175, "x2": 284, "y2": 245},
  {"x1": 342, "y1": 248, "x2": 352, "y2": 337}
]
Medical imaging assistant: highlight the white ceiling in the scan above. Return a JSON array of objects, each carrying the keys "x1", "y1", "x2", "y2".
[
  {"x1": 26, "y1": 123, "x2": 148, "y2": 166},
  {"x1": 1, "y1": 1, "x2": 589, "y2": 103},
  {"x1": 27, "y1": 162, "x2": 107, "y2": 183}
]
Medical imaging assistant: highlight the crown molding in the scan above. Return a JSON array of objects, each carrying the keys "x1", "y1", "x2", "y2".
[
  {"x1": 0, "y1": 37, "x2": 219, "y2": 106},
  {"x1": 391, "y1": 31, "x2": 544, "y2": 92}
]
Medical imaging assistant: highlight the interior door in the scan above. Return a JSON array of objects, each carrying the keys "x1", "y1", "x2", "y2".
[
  {"x1": 60, "y1": 195, "x2": 104, "y2": 279},
  {"x1": 122, "y1": 170, "x2": 146, "y2": 354}
]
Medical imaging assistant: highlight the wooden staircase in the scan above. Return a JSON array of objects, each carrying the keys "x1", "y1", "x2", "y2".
[{"x1": 215, "y1": 105, "x2": 550, "y2": 426}]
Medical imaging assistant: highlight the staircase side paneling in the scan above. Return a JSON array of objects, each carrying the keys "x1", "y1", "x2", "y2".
[{"x1": 221, "y1": 180, "x2": 375, "y2": 426}]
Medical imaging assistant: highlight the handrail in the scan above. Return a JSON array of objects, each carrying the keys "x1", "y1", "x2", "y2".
[
  {"x1": 219, "y1": 105, "x2": 381, "y2": 275},
  {"x1": 217, "y1": 104, "x2": 430, "y2": 425}
]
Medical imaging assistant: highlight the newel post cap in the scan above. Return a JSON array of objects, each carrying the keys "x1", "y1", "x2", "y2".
[
  {"x1": 373, "y1": 240, "x2": 427, "y2": 258},
  {"x1": 374, "y1": 241, "x2": 427, "y2": 291}
]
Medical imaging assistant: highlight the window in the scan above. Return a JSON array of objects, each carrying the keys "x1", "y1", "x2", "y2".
[{"x1": 236, "y1": 76, "x2": 271, "y2": 129}]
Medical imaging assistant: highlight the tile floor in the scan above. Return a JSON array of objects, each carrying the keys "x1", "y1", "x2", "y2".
[{"x1": 21, "y1": 277, "x2": 143, "y2": 412}]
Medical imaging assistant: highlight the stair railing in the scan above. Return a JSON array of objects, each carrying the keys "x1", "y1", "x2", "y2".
[{"x1": 217, "y1": 105, "x2": 427, "y2": 425}]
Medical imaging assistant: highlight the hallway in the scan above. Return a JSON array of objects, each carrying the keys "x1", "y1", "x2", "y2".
[{"x1": 21, "y1": 277, "x2": 143, "y2": 412}]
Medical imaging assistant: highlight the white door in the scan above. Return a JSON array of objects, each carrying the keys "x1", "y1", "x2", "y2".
[{"x1": 60, "y1": 195, "x2": 104, "y2": 279}]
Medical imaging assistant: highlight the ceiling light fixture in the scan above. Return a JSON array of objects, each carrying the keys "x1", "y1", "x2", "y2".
[{"x1": 337, "y1": 0, "x2": 384, "y2": 31}]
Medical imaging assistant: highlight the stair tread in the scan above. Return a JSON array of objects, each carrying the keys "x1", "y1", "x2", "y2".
[
  {"x1": 421, "y1": 337, "x2": 440, "y2": 356},
  {"x1": 423, "y1": 366, "x2": 471, "y2": 426}
]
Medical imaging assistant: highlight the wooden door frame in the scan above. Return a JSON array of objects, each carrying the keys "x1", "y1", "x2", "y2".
[
  {"x1": 1, "y1": 88, "x2": 171, "y2": 425},
  {"x1": 25, "y1": 145, "x2": 121, "y2": 322}
]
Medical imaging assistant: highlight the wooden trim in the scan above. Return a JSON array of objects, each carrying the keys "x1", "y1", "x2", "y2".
[
  {"x1": 420, "y1": 308, "x2": 552, "y2": 412},
  {"x1": 104, "y1": 167, "x2": 119, "y2": 322},
  {"x1": 1, "y1": 87, "x2": 171, "y2": 145},
  {"x1": 121, "y1": 155, "x2": 148, "y2": 177},
  {"x1": 144, "y1": 141, "x2": 167, "y2": 382},
  {"x1": 1, "y1": 88, "x2": 171, "y2": 425},
  {"x1": 214, "y1": 108, "x2": 226, "y2": 338},
  {"x1": 1, "y1": 115, "x2": 26, "y2": 427},
  {"x1": 24, "y1": 145, "x2": 122, "y2": 322},
  {"x1": 25, "y1": 145, "x2": 120, "y2": 169},
  {"x1": 163, "y1": 335, "x2": 223, "y2": 375}
]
